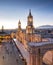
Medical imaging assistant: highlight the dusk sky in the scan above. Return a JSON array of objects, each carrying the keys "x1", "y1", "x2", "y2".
[{"x1": 0, "y1": 0, "x2": 53, "y2": 29}]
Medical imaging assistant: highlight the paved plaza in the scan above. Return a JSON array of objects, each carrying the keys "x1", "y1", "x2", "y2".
[{"x1": 0, "y1": 41, "x2": 25, "y2": 65}]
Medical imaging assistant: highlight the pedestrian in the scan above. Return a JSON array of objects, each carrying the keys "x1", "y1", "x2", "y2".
[
  {"x1": 3, "y1": 56, "x2": 4, "y2": 59},
  {"x1": 16, "y1": 59, "x2": 18, "y2": 63}
]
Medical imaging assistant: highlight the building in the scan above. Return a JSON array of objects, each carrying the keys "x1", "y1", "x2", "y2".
[
  {"x1": 0, "y1": 26, "x2": 11, "y2": 43},
  {"x1": 15, "y1": 10, "x2": 53, "y2": 65},
  {"x1": 16, "y1": 10, "x2": 42, "y2": 47}
]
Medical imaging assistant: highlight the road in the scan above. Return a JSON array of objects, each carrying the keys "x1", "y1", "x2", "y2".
[{"x1": 0, "y1": 41, "x2": 25, "y2": 65}]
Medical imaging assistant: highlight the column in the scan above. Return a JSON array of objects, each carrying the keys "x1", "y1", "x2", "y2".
[
  {"x1": 36, "y1": 49, "x2": 40, "y2": 65},
  {"x1": 29, "y1": 53, "x2": 36, "y2": 65},
  {"x1": 40, "y1": 55, "x2": 43, "y2": 65}
]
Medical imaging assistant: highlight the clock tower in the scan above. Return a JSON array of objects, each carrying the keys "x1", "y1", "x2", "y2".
[
  {"x1": 26, "y1": 10, "x2": 34, "y2": 42},
  {"x1": 27, "y1": 9, "x2": 33, "y2": 26},
  {"x1": 26, "y1": 10, "x2": 34, "y2": 34}
]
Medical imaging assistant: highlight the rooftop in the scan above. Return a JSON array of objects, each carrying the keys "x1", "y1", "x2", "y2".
[
  {"x1": 28, "y1": 39, "x2": 53, "y2": 47},
  {"x1": 0, "y1": 31, "x2": 10, "y2": 36}
]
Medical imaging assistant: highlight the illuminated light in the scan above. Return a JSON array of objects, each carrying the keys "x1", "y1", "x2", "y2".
[{"x1": 29, "y1": 18, "x2": 32, "y2": 22}]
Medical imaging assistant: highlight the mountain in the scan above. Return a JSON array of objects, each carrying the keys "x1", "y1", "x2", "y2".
[{"x1": 36, "y1": 25, "x2": 53, "y2": 29}]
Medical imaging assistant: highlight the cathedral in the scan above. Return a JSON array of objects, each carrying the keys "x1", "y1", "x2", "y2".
[{"x1": 16, "y1": 10, "x2": 42, "y2": 47}]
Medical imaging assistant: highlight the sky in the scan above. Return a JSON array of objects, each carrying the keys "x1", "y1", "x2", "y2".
[{"x1": 0, "y1": 0, "x2": 53, "y2": 29}]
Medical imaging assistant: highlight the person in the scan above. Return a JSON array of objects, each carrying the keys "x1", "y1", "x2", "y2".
[
  {"x1": 16, "y1": 59, "x2": 18, "y2": 63},
  {"x1": 3, "y1": 56, "x2": 4, "y2": 59}
]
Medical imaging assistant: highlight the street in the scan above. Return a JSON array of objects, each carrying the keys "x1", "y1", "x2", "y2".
[{"x1": 0, "y1": 41, "x2": 25, "y2": 65}]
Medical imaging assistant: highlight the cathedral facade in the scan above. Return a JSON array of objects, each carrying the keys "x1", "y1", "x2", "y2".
[{"x1": 16, "y1": 10, "x2": 42, "y2": 47}]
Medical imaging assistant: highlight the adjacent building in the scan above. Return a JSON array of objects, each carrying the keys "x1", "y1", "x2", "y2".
[{"x1": 0, "y1": 26, "x2": 11, "y2": 43}]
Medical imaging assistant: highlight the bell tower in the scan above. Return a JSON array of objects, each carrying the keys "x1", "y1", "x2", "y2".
[
  {"x1": 18, "y1": 20, "x2": 21, "y2": 32},
  {"x1": 27, "y1": 9, "x2": 33, "y2": 26},
  {"x1": 26, "y1": 10, "x2": 34, "y2": 34},
  {"x1": 26, "y1": 10, "x2": 34, "y2": 42},
  {"x1": 2, "y1": 26, "x2": 4, "y2": 32}
]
